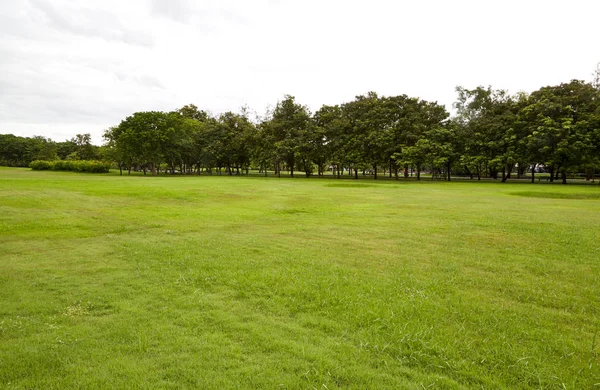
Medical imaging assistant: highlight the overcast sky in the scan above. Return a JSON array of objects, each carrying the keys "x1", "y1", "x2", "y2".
[{"x1": 1, "y1": 0, "x2": 599, "y2": 144}]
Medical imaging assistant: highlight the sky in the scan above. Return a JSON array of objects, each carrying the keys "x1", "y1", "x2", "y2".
[{"x1": 1, "y1": 0, "x2": 599, "y2": 145}]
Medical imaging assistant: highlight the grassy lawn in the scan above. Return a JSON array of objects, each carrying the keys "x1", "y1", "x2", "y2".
[{"x1": 1, "y1": 167, "x2": 599, "y2": 389}]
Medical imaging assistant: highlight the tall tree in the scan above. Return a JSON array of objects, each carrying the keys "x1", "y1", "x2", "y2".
[
  {"x1": 520, "y1": 80, "x2": 600, "y2": 184},
  {"x1": 343, "y1": 92, "x2": 390, "y2": 179},
  {"x1": 69, "y1": 133, "x2": 98, "y2": 160},
  {"x1": 267, "y1": 95, "x2": 311, "y2": 178},
  {"x1": 453, "y1": 86, "x2": 520, "y2": 180},
  {"x1": 105, "y1": 111, "x2": 171, "y2": 175}
]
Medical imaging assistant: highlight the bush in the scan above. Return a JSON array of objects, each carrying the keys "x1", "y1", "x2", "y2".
[
  {"x1": 52, "y1": 160, "x2": 67, "y2": 171},
  {"x1": 29, "y1": 160, "x2": 54, "y2": 170},
  {"x1": 30, "y1": 160, "x2": 110, "y2": 173}
]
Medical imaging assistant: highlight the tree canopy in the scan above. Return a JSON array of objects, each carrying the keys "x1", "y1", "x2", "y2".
[{"x1": 3, "y1": 78, "x2": 600, "y2": 184}]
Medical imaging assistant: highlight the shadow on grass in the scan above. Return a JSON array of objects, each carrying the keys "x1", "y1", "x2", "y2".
[
  {"x1": 510, "y1": 191, "x2": 600, "y2": 200},
  {"x1": 325, "y1": 183, "x2": 378, "y2": 188}
]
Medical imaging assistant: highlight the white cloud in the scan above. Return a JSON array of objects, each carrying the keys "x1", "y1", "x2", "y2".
[{"x1": 1, "y1": 0, "x2": 598, "y2": 144}]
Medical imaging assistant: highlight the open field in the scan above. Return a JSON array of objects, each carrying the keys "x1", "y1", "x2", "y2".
[{"x1": 1, "y1": 167, "x2": 599, "y2": 389}]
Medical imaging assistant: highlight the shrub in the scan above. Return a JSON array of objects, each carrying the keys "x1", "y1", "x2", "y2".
[
  {"x1": 52, "y1": 160, "x2": 67, "y2": 171},
  {"x1": 30, "y1": 160, "x2": 110, "y2": 173},
  {"x1": 29, "y1": 160, "x2": 54, "y2": 170}
]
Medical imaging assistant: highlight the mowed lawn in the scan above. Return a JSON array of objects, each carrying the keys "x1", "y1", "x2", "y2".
[{"x1": 1, "y1": 168, "x2": 599, "y2": 389}]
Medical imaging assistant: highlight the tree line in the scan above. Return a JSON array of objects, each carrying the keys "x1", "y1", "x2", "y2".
[
  {"x1": 0, "y1": 133, "x2": 101, "y2": 167},
  {"x1": 2, "y1": 79, "x2": 600, "y2": 184}
]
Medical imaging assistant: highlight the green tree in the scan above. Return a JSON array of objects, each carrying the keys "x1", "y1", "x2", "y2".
[
  {"x1": 342, "y1": 92, "x2": 389, "y2": 179},
  {"x1": 266, "y1": 95, "x2": 311, "y2": 178},
  {"x1": 0, "y1": 134, "x2": 29, "y2": 166},
  {"x1": 26, "y1": 136, "x2": 57, "y2": 162},
  {"x1": 520, "y1": 80, "x2": 600, "y2": 184},
  {"x1": 453, "y1": 86, "x2": 521, "y2": 181},
  {"x1": 105, "y1": 111, "x2": 172, "y2": 175},
  {"x1": 69, "y1": 133, "x2": 98, "y2": 160},
  {"x1": 394, "y1": 98, "x2": 449, "y2": 179},
  {"x1": 178, "y1": 104, "x2": 209, "y2": 122}
]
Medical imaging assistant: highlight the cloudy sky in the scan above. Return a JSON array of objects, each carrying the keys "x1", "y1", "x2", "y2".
[{"x1": 1, "y1": 0, "x2": 599, "y2": 144}]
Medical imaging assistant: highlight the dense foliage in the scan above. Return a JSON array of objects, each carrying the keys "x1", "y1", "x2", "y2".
[
  {"x1": 29, "y1": 160, "x2": 110, "y2": 173},
  {"x1": 3, "y1": 79, "x2": 600, "y2": 183},
  {"x1": 0, "y1": 133, "x2": 101, "y2": 167},
  {"x1": 103, "y1": 80, "x2": 600, "y2": 183}
]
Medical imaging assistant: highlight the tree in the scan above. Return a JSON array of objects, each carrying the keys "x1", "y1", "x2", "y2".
[
  {"x1": 343, "y1": 92, "x2": 390, "y2": 179},
  {"x1": 216, "y1": 111, "x2": 256, "y2": 175},
  {"x1": 178, "y1": 104, "x2": 209, "y2": 122},
  {"x1": 266, "y1": 95, "x2": 311, "y2": 178},
  {"x1": 104, "y1": 111, "x2": 172, "y2": 175},
  {"x1": 26, "y1": 136, "x2": 57, "y2": 162},
  {"x1": 56, "y1": 140, "x2": 77, "y2": 160},
  {"x1": 313, "y1": 105, "x2": 345, "y2": 176},
  {"x1": 425, "y1": 125, "x2": 459, "y2": 181},
  {"x1": 453, "y1": 86, "x2": 521, "y2": 181},
  {"x1": 395, "y1": 98, "x2": 449, "y2": 179},
  {"x1": 69, "y1": 133, "x2": 98, "y2": 160},
  {"x1": 520, "y1": 80, "x2": 600, "y2": 184},
  {"x1": 0, "y1": 134, "x2": 29, "y2": 166}
]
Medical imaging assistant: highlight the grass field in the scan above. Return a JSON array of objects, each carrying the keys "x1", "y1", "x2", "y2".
[{"x1": 1, "y1": 167, "x2": 599, "y2": 389}]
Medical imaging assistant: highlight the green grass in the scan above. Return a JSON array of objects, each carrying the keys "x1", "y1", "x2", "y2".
[
  {"x1": 1, "y1": 167, "x2": 599, "y2": 389},
  {"x1": 510, "y1": 191, "x2": 600, "y2": 200}
]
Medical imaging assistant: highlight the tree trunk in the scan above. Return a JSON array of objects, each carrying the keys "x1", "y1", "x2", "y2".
[
  {"x1": 518, "y1": 164, "x2": 525, "y2": 179},
  {"x1": 476, "y1": 166, "x2": 480, "y2": 181},
  {"x1": 119, "y1": 163, "x2": 122, "y2": 176},
  {"x1": 447, "y1": 162, "x2": 451, "y2": 181},
  {"x1": 465, "y1": 166, "x2": 472, "y2": 179},
  {"x1": 373, "y1": 164, "x2": 377, "y2": 180},
  {"x1": 561, "y1": 170, "x2": 567, "y2": 184},
  {"x1": 417, "y1": 165, "x2": 421, "y2": 181},
  {"x1": 404, "y1": 164, "x2": 409, "y2": 178},
  {"x1": 501, "y1": 165, "x2": 507, "y2": 183},
  {"x1": 549, "y1": 166, "x2": 554, "y2": 183},
  {"x1": 354, "y1": 169, "x2": 358, "y2": 179},
  {"x1": 531, "y1": 164, "x2": 535, "y2": 183}
]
